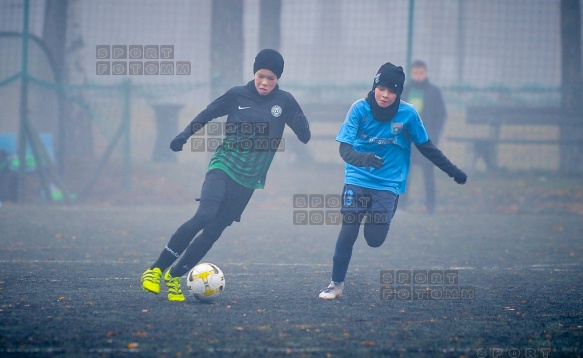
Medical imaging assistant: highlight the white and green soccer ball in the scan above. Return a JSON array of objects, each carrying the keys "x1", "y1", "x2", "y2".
[{"x1": 186, "y1": 263, "x2": 225, "y2": 302}]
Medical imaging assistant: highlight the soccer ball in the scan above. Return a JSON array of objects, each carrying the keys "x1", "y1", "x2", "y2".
[{"x1": 186, "y1": 263, "x2": 225, "y2": 302}]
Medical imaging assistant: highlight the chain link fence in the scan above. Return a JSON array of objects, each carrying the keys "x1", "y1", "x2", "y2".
[{"x1": 0, "y1": 0, "x2": 580, "y2": 201}]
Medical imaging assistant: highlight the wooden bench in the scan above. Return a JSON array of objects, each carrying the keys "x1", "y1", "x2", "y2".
[
  {"x1": 301, "y1": 102, "x2": 351, "y2": 136},
  {"x1": 448, "y1": 106, "x2": 583, "y2": 171},
  {"x1": 289, "y1": 103, "x2": 351, "y2": 163}
]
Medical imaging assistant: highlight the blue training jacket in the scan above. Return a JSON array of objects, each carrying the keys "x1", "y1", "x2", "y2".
[{"x1": 336, "y1": 99, "x2": 429, "y2": 194}]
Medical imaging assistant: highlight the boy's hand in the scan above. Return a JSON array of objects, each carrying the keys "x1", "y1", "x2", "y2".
[
  {"x1": 170, "y1": 135, "x2": 188, "y2": 152},
  {"x1": 364, "y1": 154, "x2": 384, "y2": 171},
  {"x1": 453, "y1": 170, "x2": 467, "y2": 184}
]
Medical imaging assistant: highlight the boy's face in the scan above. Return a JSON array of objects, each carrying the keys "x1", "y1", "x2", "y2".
[
  {"x1": 374, "y1": 86, "x2": 398, "y2": 108},
  {"x1": 254, "y1": 69, "x2": 278, "y2": 95},
  {"x1": 410, "y1": 66, "x2": 428, "y2": 82}
]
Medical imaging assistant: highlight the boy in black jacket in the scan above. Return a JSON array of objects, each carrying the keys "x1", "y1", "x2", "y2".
[{"x1": 141, "y1": 49, "x2": 311, "y2": 301}]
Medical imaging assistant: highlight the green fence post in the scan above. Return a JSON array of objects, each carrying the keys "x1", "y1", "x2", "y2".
[
  {"x1": 457, "y1": 0, "x2": 465, "y2": 84},
  {"x1": 123, "y1": 79, "x2": 132, "y2": 191},
  {"x1": 406, "y1": 0, "x2": 415, "y2": 73}
]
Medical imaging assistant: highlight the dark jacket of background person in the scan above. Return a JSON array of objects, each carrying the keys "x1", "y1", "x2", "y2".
[{"x1": 402, "y1": 79, "x2": 447, "y2": 163}]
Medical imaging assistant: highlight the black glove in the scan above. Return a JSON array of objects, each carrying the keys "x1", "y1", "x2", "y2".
[
  {"x1": 339, "y1": 143, "x2": 384, "y2": 171},
  {"x1": 364, "y1": 153, "x2": 384, "y2": 171},
  {"x1": 453, "y1": 169, "x2": 467, "y2": 185},
  {"x1": 170, "y1": 134, "x2": 188, "y2": 152},
  {"x1": 416, "y1": 140, "x2": 467, "y2": 184}
]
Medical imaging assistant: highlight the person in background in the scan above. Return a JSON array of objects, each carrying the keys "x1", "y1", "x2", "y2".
[{"x1": 401, "y1": 60, "x2": 447, "y2": 214}]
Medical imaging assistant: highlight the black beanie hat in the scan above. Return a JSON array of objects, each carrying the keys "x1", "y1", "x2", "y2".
[
  {"x1": 253, "y1": 49, "x2": 284, "y2": 78},
  {"x1": 372, "y1": 62, "x2": 405, "y2": 96}
]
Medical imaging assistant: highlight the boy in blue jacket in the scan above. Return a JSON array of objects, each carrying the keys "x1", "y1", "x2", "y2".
[{"x1": 319, "y1": 62, "x2": 466, "y2": 300}]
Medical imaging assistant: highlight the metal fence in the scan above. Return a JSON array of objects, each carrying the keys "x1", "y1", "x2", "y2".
[{"x1": 0, "y1": 0, "x2": 581, "y2": 201}]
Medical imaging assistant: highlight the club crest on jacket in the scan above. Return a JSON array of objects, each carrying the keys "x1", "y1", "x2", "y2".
[{"x1": 271, "y1": 105, "x2": 282, "y2": 117}]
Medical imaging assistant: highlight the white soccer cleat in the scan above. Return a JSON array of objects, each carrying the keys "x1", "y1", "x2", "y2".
[{"x1": 319, "y1": 281, "x2": 344, "y2": 300}]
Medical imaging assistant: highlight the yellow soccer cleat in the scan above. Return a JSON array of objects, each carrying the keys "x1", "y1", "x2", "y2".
[
  {"x1": 141, "y1": 267, "x2": 162, "y2": 294},
  {"x1": 164, "y1": 269, "x2": 185, "y2": 302}
]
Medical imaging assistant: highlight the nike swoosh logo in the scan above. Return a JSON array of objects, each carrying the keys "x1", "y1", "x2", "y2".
[{"x1": 238, "y1": 106, "x2": 250, "y2": 110}]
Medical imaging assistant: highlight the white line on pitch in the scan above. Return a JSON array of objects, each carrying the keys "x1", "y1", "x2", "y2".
[{"x1": 0, "y1": 260, "x2": 580, "y2": 271}]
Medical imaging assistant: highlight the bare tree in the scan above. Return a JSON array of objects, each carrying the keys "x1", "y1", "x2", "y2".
[
  {"x1": 42, "y1": 0, "x2": 67, "y2": 172},
  {"x1": 211, "y1": 0, "x2": 244, "y2": 98},
  {"x1": 560, "y1": 0, "x2": 583, "y2": 173},
  {"x1": 43, "y1": 0, "x2": 93, "y2": 174},
  {"x1": 259, "y1": 0, "x2": 281, "y2": 50}
]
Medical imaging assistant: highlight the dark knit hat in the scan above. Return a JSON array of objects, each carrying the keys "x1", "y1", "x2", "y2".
[
  {"x1": 253, "y1": 49, "x2": 284, "y2": 78},
  {"x1": 372, "y1": 62, "x2": 405, "y2": 95}
]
